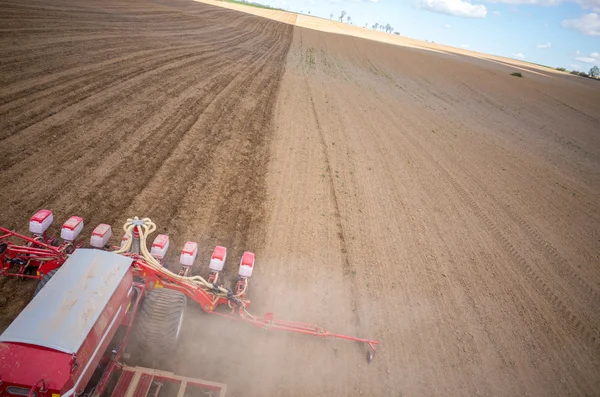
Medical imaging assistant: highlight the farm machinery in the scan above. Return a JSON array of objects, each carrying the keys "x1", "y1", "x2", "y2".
[
  {"x1": 0, "y1": 210, "x2": 83, "y2": 284},
  {"x1": 0, "y1": 211, "x2": 379, "y2": 397}
]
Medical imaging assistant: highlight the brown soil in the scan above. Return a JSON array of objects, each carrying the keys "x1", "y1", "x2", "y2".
[
  {"x1": 0, "y1": 0, "x2": 292, "y2": 329},
  {"x1": 1, "y1": 0, "x2": 600, "y2": 396}
]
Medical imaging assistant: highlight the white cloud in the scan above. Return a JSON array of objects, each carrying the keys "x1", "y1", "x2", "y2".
[
  {"x1": 512, "y1": 52, "x2": 525, "y2": 59},
  {"x1": 536, "y1": 42, "x2": 552, "y2": 48},
  {"x1": 485, "y1": 0, "x2": 600, "y2": 12},
  {"x1": 443, "y1": 23, "x2": 452, "y2": 28},
  {"x1": 575, "y1": 52, "x2": 600, "y2": 63},
  {"x1": 421, "y1": 0, "x2": 487, "y2": 18},
  {"x1": 569, "y1": 63, "x2": 582, "y2": 69},
  {"x1": 562, "y1": 13, "x2": 600, "y2": 35},
  {"x1": 575, "y1": 0, "x2": 600, "y2": 11},
  {"x1": 487, "y1": 0, "x2": 559, "y2": 4}
]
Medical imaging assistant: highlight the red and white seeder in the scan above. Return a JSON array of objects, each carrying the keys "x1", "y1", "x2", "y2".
[{"x1": 0, "y1": 211, "x2": 379, "y2": 397}]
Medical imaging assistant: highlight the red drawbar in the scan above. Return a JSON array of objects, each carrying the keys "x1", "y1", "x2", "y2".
[
  {"x1": 152, "y1": 234, "x2": 169, "y2": 249},
  {"x1": 63, "y1": 216, "x2": 83, "y2": 230},
  {"x1": 31, "y1": 209, "x2": 52, "y2": 223},
  {"x1": 241, "y1": 252, "x2": 254, "y2": 267},
  {"x1": 182, "y1": 242, "x2": 197, "y2": 255},
  {"x1": 212, "y1": 246, "x2": 226, "y2": 260},
  {"x1": 92, "y1": 224, "x2": 111, "y2": 237}
]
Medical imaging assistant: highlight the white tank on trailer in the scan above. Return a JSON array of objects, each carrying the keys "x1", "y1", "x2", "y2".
[
  {"x1": 239, "y1": 251, "x2": 255, "y2": 278},
  {"x1": 209, "y1": 246, "x2": 227, "y2": 272},
  {"x1": 29, "y1": 209, "x2": 53, "y2": 235},
  {"x1": 61, "y1": 216, "x2": 84, "y2": 241},
  {"x1": 151, "y1": 234, "x2": 169, "y2": 260},
  {"x1": 90, "y1": 224, "x2": 112, "y2": 248},
  {"x1": 180, "y1": 242, "x2": 198, "y2": 267}
]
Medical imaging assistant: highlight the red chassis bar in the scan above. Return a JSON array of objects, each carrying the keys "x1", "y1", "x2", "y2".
[
  {"x1": 0, "y1": 226, "x2": 67, "y2": 279},
  {"x1": 129, "y1": 255, "x2": 380, "y2": 358},
  {"x1": 95, "y1": 282, "x2": 227, "y2": 397}
]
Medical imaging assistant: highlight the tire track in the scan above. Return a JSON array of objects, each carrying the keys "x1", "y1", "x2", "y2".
[
  {"x1": 3, "y1": 46, "x2": 255, "y2": 221},
  {"x1": 0, "y1": 21, "x2": 267, "y2": 102},
  {"x1": 0, "y1": 54, "x2": 225, "y2": 171},
  {"x1": 307, "y1": 86, "x2": 364, "y2": 335},
  {"x1": 0, "y1": 31, "x2": 272, "y2": 141},
  {"x1": 378, "y1": 91, "x2": 600, "y2": 353},
  {"x1": 118, "y1": 13, "x2": 293, "y2": 278},
  {"x1": 439, "y1": 168, "x2": 600, "y2": 352},
  {"x1": 501, "y1": 204, "x2": 599, "y2": 302},
  {"x1": 0, "y1": 15, "x2": 280, "y2": 159},
  {"x1": 0, "y1": 0, "x2": 294, "y2": 336}
]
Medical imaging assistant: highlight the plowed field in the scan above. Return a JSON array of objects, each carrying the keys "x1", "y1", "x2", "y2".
[
  {"x1": 0, "y1": 0, "x2": 292, "y2": 327},
  {"x1": 1, "y1": 0, "x2": 599, "y2": 396}
]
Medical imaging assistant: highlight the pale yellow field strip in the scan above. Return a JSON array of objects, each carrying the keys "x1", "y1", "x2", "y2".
[{"x1": 196, "y1": 0, "x2": 568, "y2": 77}]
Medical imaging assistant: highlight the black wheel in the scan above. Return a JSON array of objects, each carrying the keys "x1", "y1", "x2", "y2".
[
  {"x1": 64, "y1": 243, "x2": 74, "y2": 254},
  {"x1": 136, "y1": 288, "x2": 186, "y2": 354},
  {"x1": 34, "y1": 269, "x2": 58, "y2": 297},
  {"x1": 0, "y1": 243, "x2": 7, "y2": 254}
]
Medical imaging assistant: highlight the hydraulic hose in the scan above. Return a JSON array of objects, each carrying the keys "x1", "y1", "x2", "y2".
[{"x1": 113, "y1": 217, "x2": 244, "y2": 301}]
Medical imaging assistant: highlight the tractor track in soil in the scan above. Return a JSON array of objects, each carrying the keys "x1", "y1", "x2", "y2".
[
  {"x1": 308, "y1": 91, "x2": 364, "y2": 336},
  {"x1": 394, "y1": 109, "x2": 600, "y2": 356},
  {"x1": 0, "y1": 0, "x2": 293, "y2": 335}
]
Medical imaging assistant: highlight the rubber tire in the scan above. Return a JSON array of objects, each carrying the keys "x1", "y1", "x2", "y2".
[
  {"x1": 136, "y1": 288, "x2": 186, "y2": 354},
  {"x1": 34, "y1": 269, "x2": 57, "y2": 297}
]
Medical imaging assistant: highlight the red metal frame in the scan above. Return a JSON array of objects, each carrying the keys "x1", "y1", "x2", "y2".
[
  {"x1": 90, "y1": 253, "x2": 378, "y2": 397},
  {"x1": 94, "y1": 282, "x2": 227, "y2": 397},
  {"x1": 127, "y1": 254, "x2": 380, "y2": 356},
  {"x1": 0, "y1": 226, "x2": 71, "y2": 279},
  {"x1": 94, "y1": 282, "x2": 146, "y2": 397},
  {"x1": 103, "y1": 364, "x2": 226, "y2": 397},
  {"x1": 0, "y1": 220, "x2": 379, "y2": 397},
  {"x1": 0, "y1": 234, "x2": 378, "y2": 346}
]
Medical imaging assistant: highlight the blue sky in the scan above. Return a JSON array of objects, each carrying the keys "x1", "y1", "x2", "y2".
[{"x1": 252, "y1": 0, "x2": 599, "y2": 71}]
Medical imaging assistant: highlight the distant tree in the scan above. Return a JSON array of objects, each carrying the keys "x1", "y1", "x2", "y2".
[
  {"x1": 394, "y1": 32, "x2": 400, "y2": 35},
  {"x1": 347, "y1": 16, "x2": 351, "y2": 24},
  {"x1": 385, "y1": 23, "x2": 391, "y2": 33},
  {"x1": 339, "y1": 10, "x2": 347, "y2": 22},
  {"x1": 365, "y1": 23, "x2": 368, "y2": 28},
  {"x1": 308, "y1": 11, "x2": 311, "y2": 14},
  {"x1": 590, "y1": 65, "x2": 599, "y2": 78},
  {"x1": 330, "y1": 13, "x2": 333, "y2": 20},
  {"x1": 570, "y1": 70, "x2": 580, "y2": 75},
  {"x1": 578, "y1": 71, "x2": 589, "y2": 77},
  {"x1": 373, "y1": 22, "x2": 379, "y2": 30}
]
